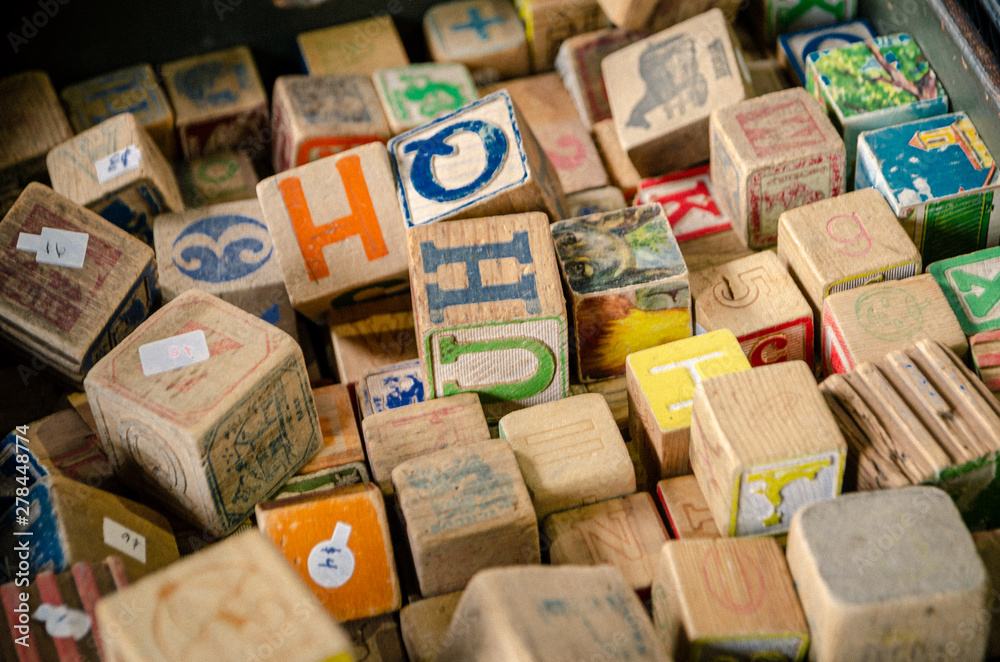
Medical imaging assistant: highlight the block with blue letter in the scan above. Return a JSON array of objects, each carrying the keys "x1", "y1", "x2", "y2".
[
  {"x1": 424, "y1": 0, "x2": 530, "y2": 84},
  {"x1": 408, "y1": 212, "x2": 569, "y2": 421}
]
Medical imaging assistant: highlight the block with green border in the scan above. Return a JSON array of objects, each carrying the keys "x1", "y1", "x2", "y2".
[{"x1": 929, "y1": 246, "x2": 1000, "y2": 335}]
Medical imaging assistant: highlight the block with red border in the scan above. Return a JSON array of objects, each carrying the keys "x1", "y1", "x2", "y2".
[
  {"x1": 656, "y1": 474, "x2": 722, "y2": 539},
  {"x1": 634, "y1": 164, "x2": 731, "y2": 242}
]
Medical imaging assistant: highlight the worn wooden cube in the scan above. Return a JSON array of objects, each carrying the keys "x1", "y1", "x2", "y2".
[
  {"x1": 514, "y1": 0, "x2": 608, "y2": 73},
  {"x1": 592, "y1": 117, "x2": 642, "y2": 198},
  {"x1": 0, "y1": 183, "x2": 157, "y2": 387},
  {"x1": 777, "y1": 187, "x2": 922, "y2": 316},
  {"x1": 438, "y1": 565, "x2": 667, "y2": 662},
  {"x1": 83, "y1": 289, "x2": 321, "y2": 537},
  {"x1": 362, "y1": 393, "x2": 490, "y2": 495},
  {"x1": 971, "y1": 330, "x2": 1000, "y2": 400},
  {"x1": 271, "y1": 74, "x2": 390, "y2": 173},
  {"x1": 603, "y1": 9, "x2": 752, "y2": 178},
  {"x1": 330, "y1": 312, "x2": 420, "y2": 385},
  {"x1": 690, "y1": 360, "x2": 846, "y2": 537},
  {"x1": 626, "y1": 330, "x2": 751, "y2": 484},
  {"x1": 498, "y1": 393, "x2": 634, "y2": 517},
  {"x1": 357, "y1": 358, "x2": 426, "y2": 418},
  {"x1": 161, "y1": 46, "x2": 270, "y2": 160},
  {"x1": 408, "y1": 212, "x2": 569, "y2": 421},
  {"x1": 710, "y1": 88, "x2": 846, "y2": 250},
  {"x1": 47, "y1": 112, "x2": 184, "y2": 245},
  {"x1": 153, "y1": 198, "x2": 296, "y2": 338},
  {"x1": 973, "y1": 529, "x2": 1000, "y2": 658},
  {"x1": 297, "y1": 16, "x2": 410, "y2": 76},
  {"x1": 0, "y1": 71, "x2": 72, "y2": 189},
  {"x1": 257, "y1": 142, "x2": 409, "y2": 320},
  {"x1": 692, "y1": 251, "x2": 815, "y2": 369},
  {"x1": 929, "y1": 246, "x2": 1000, "y2": 336},
  {"x1": 175, "y1": 150, "x2": 258, "y2": 209},
  {"x1": 374, "y1": 63, "x2": 479, "y2": 135},
  {"x1": 634, "y1": 164, "x2": 732, "y2": 242},
  {"x1": 390, "y1": 91, "x2": 566, "y2": 228},
  {"x1": 343, "y1": 612, "x2": 407, "y2": 662},
  {"x1": 651, "y1": 537, "x2": 809, "y2": 660},
  {"x1": 400, "y1": 591, "x2": 463, "y2": 662},
  {"x1": 857, "y1": 112, "x2": 1000, "y2": 264},
  {"x1": 392, "y1": 439, "x2": 540, "y2": 597},
  {"x1": 565, "y1": 186, "x2": 626, "y2": 217},
  {"x1": 60, "y1": 63, "x2": 176, "y2": 160},
  {"x1": 300, "y1": 383, "x2": 364, "y2": 474},
  {"x1": 95, "y1": 530, "x2": 355, "y2": 662},
  {"x1": 821, "y1": 273, "x2": 967, "y2": 375},
  {"x1": 777, "y1": 18, "x2": 877, "y2": 84},
  {"x1": 256, "y1": 482, "x2": 401, "y2": 622},
  {"x1": 542, "y1": 492, "x2": 667, "y2": 593},
  {"x1": 805, "y1": 34, "x2": 948, "y2": 172},
  {"x1": 424, "y1": 0, "x2": 530, "y2": 84},
  {"x1": 656, "y1": 474, "x2": 721, "y2": 539},
  {"x1": 787, "y1": 487, "x2": 989, "y2": 661}
]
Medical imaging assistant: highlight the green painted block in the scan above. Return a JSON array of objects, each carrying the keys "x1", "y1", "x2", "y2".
[{"x1": 929, "y1": 246, "x2": 1000, "y2": 335}]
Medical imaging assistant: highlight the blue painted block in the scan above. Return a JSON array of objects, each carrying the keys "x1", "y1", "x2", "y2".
[
  {"x1": 0, "y1": 478, "x2": 65, "y2": 584},
  {"x1": 358, "y1": 358, "x2": 427, "y2": 418},
  {"x1": 778, "y1": 19, "x2": 877, "y2": 85}
]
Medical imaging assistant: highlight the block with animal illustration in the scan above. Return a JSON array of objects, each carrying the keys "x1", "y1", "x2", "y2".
[
  {"x1": 805, "y1": 34, "x2": 948, "y2": 173},
  {"x1": 692, "y1": 251, "x2": 815, "y2": 369},
  {"x1": 778, "y1": 18, "x2": 877, "y2": 84},
  {"x1": 690, "y1": 360, "x2": 847, "y2": 537},
  {"x1": 710, "y1": 88, "x2": 846, "y2": 250},
  {"x1": 47, "y1": 112, "x2": 184, "y2": 245},
  {"x1": 357, "y1": 358, "x2": 426, "y2": 418},
  {"x1": 821, "y1": 273, "x2": 967, "y2": 375},
  {"x1": 297, "y1": 16, "x2": 410, "y2": 76},
  {"x1": 424, "y1": 0, "x2": 530, "y2": 84},
  {"x1": 153, "y1": 198, "x2": 296, "y2": 338},
  {"x1": 552, "y1": 204, "x2": 691, "y2": 382},
  {"x1": 175, "y1": 150, "x2": 258, "y2": 208},
  {"x1": 373, "y1": 63, "x2": 479, "y2": 135},
  {"x1": 0, "y1": 71, "x2": 72, "y2": 190},
  {"x1": 271, "y1": 74, "x2": 391, "y2": 173},
  {"x1": 857, "y1": 113, "x2": 1000, "y2": 264},
  {"x1": 390, "y1": 90, "x2": 566, "y2": 228},
  {"x1": 408, "y1": 213, "x2": 569, "y2": 421},
  {"x1": 627, "y1": 330, "x2": 751, "y2": 486},
  {"x1": 656, "y1": 474, "x2": 722, "y2": 539},
  {"x1": 513, "y1": 0, "x2": 609, "y2": 73},
  {"x1": 633, "y1": 164, "x2": 731, "y2": 242},
  {"x1": 929, "y1": 246, "x2": 1000, "y2": 336},
  {"x1": 161, "y1": 46, "x2": 270, "y2": 160},
  {"x1": 603, "y1": 9, "x2": 752, "y2": 177}
]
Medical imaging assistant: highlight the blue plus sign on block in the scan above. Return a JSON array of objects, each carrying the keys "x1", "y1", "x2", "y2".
[{"x1": 451, "y1": 6, "x2": 505, "y2": 41}]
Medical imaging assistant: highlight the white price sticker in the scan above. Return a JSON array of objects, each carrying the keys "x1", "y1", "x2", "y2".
[
  {"x1": 103, "y1": 517, "x2": 147, "y2": 563},
  {"x1": 138, "y1": 330, "x2": 211, "y2": 376},
  {"x1": 95, "y1": 145, "x2": 142, "y2": 184},
  {"x1": 17, "y1": 228, "x2": 89, "y2": 269},
  {"x1": 33, "y1": 604, "x2": 92, "y2": 640},
  {"x1": 307, "y1": 521, "x2": 355, "y2": 588}
]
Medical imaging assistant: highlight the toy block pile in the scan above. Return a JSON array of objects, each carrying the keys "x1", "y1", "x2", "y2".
[{"x1": 1, "y1": 1, "x2": 999, "y2": 660}]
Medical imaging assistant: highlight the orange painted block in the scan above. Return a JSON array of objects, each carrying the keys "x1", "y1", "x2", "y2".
[
  {"x1": 300, "y1": 383, "x2": 364, "y2": 474},
  {"x1": 256, "y1": 482, "x2": 401, "y2": 622},
  {"x1": 656, "y1": 474, "x2": 722, "y2": 539}
]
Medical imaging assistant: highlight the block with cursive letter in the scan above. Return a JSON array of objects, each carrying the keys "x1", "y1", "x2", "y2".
[{"x1": 374, "y1": 63, "x2": 478, "y2": 135}]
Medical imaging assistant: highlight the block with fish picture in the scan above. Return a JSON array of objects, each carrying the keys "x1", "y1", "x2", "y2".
[
  {"x1": 551, "y1": 204, "x2": 690, "y2": 382},
  {"x1": 856, "y1": 112, "x2": 999, "y2": 264}
]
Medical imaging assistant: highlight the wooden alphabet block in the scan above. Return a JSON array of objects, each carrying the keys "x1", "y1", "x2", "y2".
[
  {"x1": 819, "y1": 339, "x2": 1000, "y2": 529},
  {"x1": 592, "y1": 118, "x2": 641, "y2": 198},
  {"x1": 424, "y1": 0, "x2": 530, "y2": 84},
  {"x1": 603, "y1": 10, "x2": 752, "y2": 177},
  {"x1": 634, "y1": 164, "x2": 732, "y2": 242},
  {"x1": 972, "y1": 529, "x2": 1000, "y2": 658},
  {"x1": 437, "y1": 565, "x2": 667, "y2": 662},
  {"x1": 673, "y1": 226, "x2": 754, "y2": 273},
  {"x1": 786, "y1": 487, "x2": 989, "y2": 662},
  {"x1": 821, "y1": 273, "x2": 967, "y2": 375},
  {"x1": 690, "y1": 360, "x2": 847, "y2": 537},
  {"x1": 300, "y1": 383, "x2": 364, "y2": 474},
  {"x1": 805, "y1": 34, "x2": 948, "y2": 172},
  {"x1": 971, "y1": 330, "x2": 1000, "y2": 400},
  {"x1": 651, "y1": 537, "x2": 808, "y2": 660},
  {"x1": 656, "y1": 474, "x2": 721, "y2": 539},
  {"x1": 343, "y1": 612, "x2": 407, "y2": 662},
  {"x1": 408, "y1": 213, "x2": 569, "y2": 421},
  {"x1": 152, "y1": 198, "x2": 297, "y2": 338},
  {"x1": 60, "y1": 63, "x2": 176, "y2": 160},
  {"x1": 330, "y1": 312, "x2": 420, "y2": 385},
  {"x1": 357, "y1": 358, "x2": 426, "y2": 418},
  {"x1": 399, "y1": 591, "x2": 463, "y2": 662},
  {"x1": 593, "y1": 0, "x2": 659, "y2": 30},
  {"x1": 0, "y1": 557, "x2": 129, "y2": 662},
  {"x1": 746, "y1": 58, "x2": 794, "y2": 97},
  {"x1": 0, "y1": 474, "x2": 178, "y2": 583},
  {"x1": 751, "y1": 0, "x2": 856, "y2": 42},
  {"x1": 271, "y1": 74, "x2": 390, "y2": 173},
  {"x1": 565, "y1": 186, "x2": 626, "y2": 217},
  {"x1": 95, "y1": 530, "x2": 355, "y2": 662},
  {"x1": 391, "y1": 439, "x2": 540, "y2": 597},
  {"x1": 257, "y1": 142, "x2": 409, "y2": 320},
  {"x1": 374, "y1": 63, "x2": 478, "y2": 135},
  {"x1": 297, "y1": 16, "x2": 410, "y2": 76},
  {"x1": 857, "y1": 113, "x2": 999, "y2": 264},
  {"x1": 515, "y1": 0, "x2": 610, "y2": 74},
  {"x1": 543, "y1": 492, "x2": 667, "y2": 593},
  {"x1": 390, "y1": 91, "x2": 566, "y2": 228},
  {"x1": 626, "y1": 329, "x2": 751, "y2": 484},
  {"x1": 161, "y1": 46, "x2": 269, "y2": 160},
  {"x1": 499, "y1": 393, "x2": 634, "y2": 517},
  {"x1": 777, "y1": 18, "x2": 877, "y2": 84},
  {"x1": 256, "y1": 482, "x2": 401, "y2": 621},
  {"x1": 0, "y1": 71, "x2": 72, "y2": 188},
  {"x1": 582, "y1": 375, "x2": 630, "y2": 430},
  {"x1": 552, "y1": 204, "x2": 691, "y2": 382},
  {"x1": 777, "y1": 187, "x2": 922, "y2": 316},
  {"x1": 175, "y1": 150, "x2": 258, "y2": 209},
  {"x1": 710, "y1": 88, "x2": 846, "y2": 250},
  {"x1": 0, "y1": 183, "x2": 157, "y2": 387},
  {"x1": 83, "y1": 289, "x2": 321, "y2": 537},
  {"x1": 692, "y1": 251, "x2": 815, "y2": 369},
  {"x1": 929, "y1": 246, "x2": 1000, "y2": 336},
  {"x1": 362, "y1": 393, "x2": 489, "y2": 494},
  {"x1": 646, "y1": 0, "x2": 743, "y2": 31},
  {"x1": 556, "y1": 28, "x2": 647, "y2": 129},
  {"x1": 47, "y1": 113, "x2": 184, "y2": 245}
]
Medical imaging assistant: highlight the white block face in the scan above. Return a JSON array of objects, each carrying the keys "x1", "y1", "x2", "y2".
[
  {"x1": 736, "y1": 451, "x2": 842, "y2": 536},
  {"x1": 391, "y1": 92, "x2": 530, "y2": 228}
]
